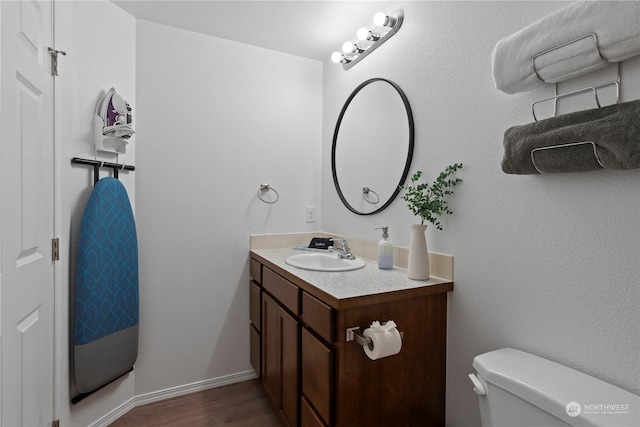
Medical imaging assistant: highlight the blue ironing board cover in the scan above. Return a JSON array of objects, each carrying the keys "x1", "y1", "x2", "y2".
[{"x1": 73, "y1": 177, "x2": 138, "y2": 395}]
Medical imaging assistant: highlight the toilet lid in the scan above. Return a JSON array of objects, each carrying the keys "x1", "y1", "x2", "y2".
[{"x1": 473, "y1": 348, "x2": 640, "y2": 427}]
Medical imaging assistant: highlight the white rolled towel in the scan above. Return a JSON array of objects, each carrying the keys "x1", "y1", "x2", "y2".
[{"x1": 492, "y1": 1, "x2": 640, "y2": 95}]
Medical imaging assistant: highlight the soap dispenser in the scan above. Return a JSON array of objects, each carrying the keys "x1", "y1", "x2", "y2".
[{"x1": 375, "y1": 226, "x2": 393, "y2": 269}]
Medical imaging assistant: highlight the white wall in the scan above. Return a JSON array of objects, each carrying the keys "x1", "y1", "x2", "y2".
[
  {"x1": 134, "y1": 20, "x2": 322, "y2": 395},
  {"x1": 57, "y1": 1, "x2": 136, "y2": 425},
  {"x1": 321, "y1": 2, "x2": 640, "y2": 426}
]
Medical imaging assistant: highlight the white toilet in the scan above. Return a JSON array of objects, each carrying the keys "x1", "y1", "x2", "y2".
[{"x1": 469, "y1": 348, "x2": 640, "y2": 427}]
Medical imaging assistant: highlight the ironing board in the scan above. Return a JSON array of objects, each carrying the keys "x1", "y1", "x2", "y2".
[{"x1": 73, "y1": 177, "x2": 138, "y2": 399}]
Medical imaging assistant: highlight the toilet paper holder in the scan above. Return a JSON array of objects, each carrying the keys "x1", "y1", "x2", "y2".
[{"x1": 346, "y1": 325, "x2": 404, "y2": 348}]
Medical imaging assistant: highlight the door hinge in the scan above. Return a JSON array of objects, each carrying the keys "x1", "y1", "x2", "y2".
[
  {"x1": 52, "y1": 420, "x2": 60, "y2": 427},
  {"x1": 52, "y1": 238, "x2": 60, "y2": 261},
  {"x1": 48, "y1": 47, "x2": 67, "y2": 76}
]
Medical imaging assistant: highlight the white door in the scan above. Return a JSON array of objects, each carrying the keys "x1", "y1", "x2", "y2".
[{"x1": 1, "y1": 0, "x2": 55, "y2": 426}]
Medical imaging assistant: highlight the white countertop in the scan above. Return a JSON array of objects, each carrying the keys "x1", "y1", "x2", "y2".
[{"x1": 251, "y1": 248, "x2": 452, "y2": 301}]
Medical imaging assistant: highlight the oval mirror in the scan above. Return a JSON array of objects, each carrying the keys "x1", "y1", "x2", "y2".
[{"x1": 332, "y1": 78, "x2": 414, "y2": 215}]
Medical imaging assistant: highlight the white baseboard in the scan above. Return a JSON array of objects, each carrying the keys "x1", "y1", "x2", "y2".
[
  {"x1": 134, "y1": 370, "x2": 257, "y2": 407},
  {"x1": 90, "y1": 370, "x2": 258, "y2": 427},
  {"x1": 89, "y1": 397, "x2": 137, "y2": 427}
]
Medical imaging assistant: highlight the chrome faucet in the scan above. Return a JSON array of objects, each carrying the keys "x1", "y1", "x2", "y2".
[{"x1": 329, "y1": 239, "x2": 356, "y2": 260}]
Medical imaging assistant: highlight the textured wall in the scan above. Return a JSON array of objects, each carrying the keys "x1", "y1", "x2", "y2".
[
  {"x1": 321, "y1": 2, "x2": 640, "y2": 425},
  {"x1": 55, "y1": 2, "x2": 639, "y2": 426},
  {"x1": 134, "y1": 20, "x2": 322, "y2": 395}
]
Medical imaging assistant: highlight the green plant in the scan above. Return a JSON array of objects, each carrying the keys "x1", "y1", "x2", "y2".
[{"x1": 399, "y1": 163, "x2": 463, "y2": 230}]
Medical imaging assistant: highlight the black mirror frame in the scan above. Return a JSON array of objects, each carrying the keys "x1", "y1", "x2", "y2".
[{"x1": 331, "y1": 78, "x2": 414, "y2": 215}]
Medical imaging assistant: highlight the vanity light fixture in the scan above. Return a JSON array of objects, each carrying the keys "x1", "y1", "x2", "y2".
[{"x1": 331, "y1": 9, "x2": 404, "y2": 70}]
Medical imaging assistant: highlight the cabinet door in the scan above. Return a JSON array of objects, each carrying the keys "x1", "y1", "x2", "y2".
[
  {"x1": 302, "y1": 328, "x2": 332, "y2": 425},
  {"x1": 263, "y1": 292, "x2": 300, "y2": 427},
  {"x1": 262, "y1": 293, "x2": 279, "y2": 408},
  {"x1": 279, "y1": 308, "x2": 299, "y2": 427}
]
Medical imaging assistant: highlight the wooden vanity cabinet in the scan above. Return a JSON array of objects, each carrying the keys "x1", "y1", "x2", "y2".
[{"x1": 250, "y1": 254, "x2": 452, "y2": 427}]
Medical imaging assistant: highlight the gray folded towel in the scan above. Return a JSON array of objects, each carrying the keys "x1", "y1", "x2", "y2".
[{"x1": 502, "y1": 99, "x2": 640, "y2": 174}]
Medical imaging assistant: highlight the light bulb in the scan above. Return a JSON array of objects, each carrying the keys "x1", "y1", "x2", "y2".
[
  {"x1": 357, "y1": 27, "x2": 370, "y2": 41},
  {"x1": 342, "y1": 41, "x2": 354, "y2": 54},
  {"x1": 357, "y1": 27, "x2": 380, "y2": 42},
  {"x1": 373, "y1": 12, "x2": 388, "y2": 27},
  {"x1": 331, "y1": 51, "x2": 343, "y2": 63}
]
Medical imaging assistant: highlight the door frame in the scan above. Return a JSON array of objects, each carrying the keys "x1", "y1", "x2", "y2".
[{"x1": 52, "y1": 0, "x2": 71, "y2": 422}]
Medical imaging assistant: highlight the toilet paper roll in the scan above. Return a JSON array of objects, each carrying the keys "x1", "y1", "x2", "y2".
[{"x1": 363, "y1": 327, "x2": 402, "y2": 360}]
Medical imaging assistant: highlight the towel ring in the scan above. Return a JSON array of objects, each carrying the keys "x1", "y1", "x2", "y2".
[
  {"x1": 257, "y1": 184, "x2": 279, "y2": 204},
  {"x1": 362, "y1": 187, "x2": 380, "y2": 204}
]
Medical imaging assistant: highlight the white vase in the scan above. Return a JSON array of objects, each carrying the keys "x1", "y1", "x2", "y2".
[{"x1": 408, "y1": 224, "x2": 429, "y2": 280}]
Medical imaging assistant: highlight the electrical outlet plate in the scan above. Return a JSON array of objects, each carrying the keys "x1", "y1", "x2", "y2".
[{"x1": 306, "y1": 206, "x2": 316, "y2": 223}]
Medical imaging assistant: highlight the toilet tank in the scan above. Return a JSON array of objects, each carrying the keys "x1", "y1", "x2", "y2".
[{"x1": 470, "y1": 348, "x2": 640, "y2": 427}]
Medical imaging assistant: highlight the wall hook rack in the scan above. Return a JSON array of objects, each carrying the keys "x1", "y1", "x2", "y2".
[{"x1": 71, "y1": 157, "x2": 135, "y2": 185}]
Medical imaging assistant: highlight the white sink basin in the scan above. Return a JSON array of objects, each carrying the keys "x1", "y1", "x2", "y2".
[{"x1": 285, "y1": 252, "x2": 366, "y2": 272}]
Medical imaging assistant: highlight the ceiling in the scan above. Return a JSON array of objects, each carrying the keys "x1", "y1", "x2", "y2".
[{"x1": 112, "y1": 1, "x2": 393, "y2": 61}]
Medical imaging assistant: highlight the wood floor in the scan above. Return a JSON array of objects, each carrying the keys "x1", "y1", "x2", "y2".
[{"x1": 109, "y1": 379, "x2": 281, "y2": 426}]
